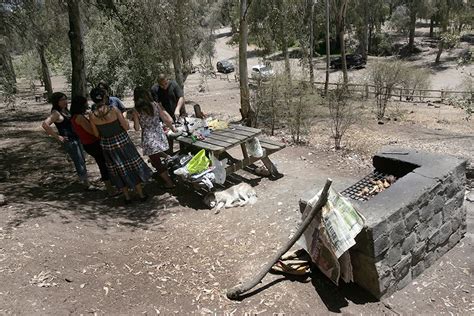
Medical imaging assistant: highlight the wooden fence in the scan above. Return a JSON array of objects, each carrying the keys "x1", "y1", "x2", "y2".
[{"x1": 310, "y1": 81, "x2": 473, "y2": 103}]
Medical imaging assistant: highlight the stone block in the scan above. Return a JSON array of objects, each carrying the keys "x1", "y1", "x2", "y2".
[
  {"x1": 429, "y1": 196, "x2": 445, "y2": 213},
  {"x1": 438, "y1": 221, "x2": 452, "y2": 245},
  {"x1": 448, "y1": 229, "x2": 463, "y2": 249},
  {"x1": 411, "y1": 242, "x2": 426, "y2": 264},
  {"x1": 393, "y1": 254, "x2": 411, "y2": 279},
  {"x1": 373, "y1": 233, "x2": 390, "y2": 258},
  {"x1": 379, "y1": 271, "x2": 394, "y2": 296},
  {"x1": 443, "y1": 196, "x2": 458, "y2": 220},
  {"x1": 387, "y1": 210, "x2": 402, "y2": 226},
  {"x1": 371, "y1": 221, "x2": 387, "y2": 240},
  {"x1": 402, "y1": 232, "x2": 417, "y2": 255},
  {"x1": 405, "y1": 210, "x2": 419, "y2": 231},
  {"x1": 352, "y1": 228, "x2": 374, "y2": 255},
  {"x1": 350, "y1": 251, "x2": 382, "y2": 297},
  {"x1": 424, "y1": 250, "x2": 439, "y2": 267},
  {"x1": 396, "y1": 270, "x2": 413, "y2": 291},
  {"x1": 412, "y1": 261, "x2": 425, "y2": 279},
  {"x1": 387, "y1": 244, "x2": 402, "y2": 267},
  {"x1": 427, "y1": 230, "x2": 440, "y2": 251},
  {"x1": 390, "y1": 221, "x2": 406, "y2": 245},
  {"x1": 419, "y1": 201, "x2": 431, "y2": 221},
  {"x1": 429, "y1": 212, "x2": 442, "y2": 230},
  {"x1": 416, "y1": 222, "x2": 430, "y2": 241}
]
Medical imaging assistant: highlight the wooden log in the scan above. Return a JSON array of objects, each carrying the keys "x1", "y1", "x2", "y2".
[{"x1": 226, "y1": 179, "x2": 333, "y2": 300}]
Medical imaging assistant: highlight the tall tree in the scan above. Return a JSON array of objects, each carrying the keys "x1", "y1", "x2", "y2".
[
  {"x1": 334, "y1": 0, "x2": 349, "y2": 84},
  {"x1": 434, "y1": 0, "x2": 465, "y2": 63},
  {"x1": 309, "y1": 0, "x2": 316, "y2": 85},
  {"x1": 67, "y1": 0, "x2": 87, "y2": 98},
  {"x1": 324, "y1": 0, "x2": 330, "y2": 95},
  {"x1": 239, "y1": 0, "x2": 254, "y2": 126},
  {"x1": 0, "y1": 5, "x2": 17, "y2": 95},
  {"x1": 6, "y1": 0, "x2": 66, "y2": 99}
]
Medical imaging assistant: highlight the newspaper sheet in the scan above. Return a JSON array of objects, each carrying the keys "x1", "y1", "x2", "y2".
[{"x1": 298, "y1": 187, "x2": 365, "y2": 285}]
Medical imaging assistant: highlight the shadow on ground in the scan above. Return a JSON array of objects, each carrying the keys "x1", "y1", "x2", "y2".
[
  {"x1": 310, "y1": 268, "x2": 378, "y2": 312},
  {"x1": 0, "y1": 128, "x2": 184, "y2": 231}
]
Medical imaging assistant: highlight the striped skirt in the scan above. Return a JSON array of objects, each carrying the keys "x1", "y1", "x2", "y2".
[{"x1": 100, "y1": 131, "x2": 152, "y2": 189}]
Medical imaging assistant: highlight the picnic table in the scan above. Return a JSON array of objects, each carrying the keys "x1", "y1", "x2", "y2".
[{"x1": 176, "y1": 125, "x2": 285, "y2": 179}]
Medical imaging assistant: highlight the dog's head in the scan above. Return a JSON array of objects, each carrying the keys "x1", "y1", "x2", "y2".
[{"x1": 203, "y1": 192, "x2": 217, "y2": 209}]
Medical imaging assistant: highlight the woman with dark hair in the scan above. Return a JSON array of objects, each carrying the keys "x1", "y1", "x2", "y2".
[
  {"x1": 89, "y1": 88, "x2": 152, "y2": 204},
  {"x1": 131, "y1": 86, "x2": 176, "y2": 189},
  {"x1": 70, "y1": 96, "x2": 117, "y2": 196},
  {"x1": 41, "y1": 92, "x2": 90, "y2": 187}
]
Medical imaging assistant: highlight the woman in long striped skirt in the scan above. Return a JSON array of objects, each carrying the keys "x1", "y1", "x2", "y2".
[{"x1": 89, "y1": 87, "x2": 152, "y2": 204}]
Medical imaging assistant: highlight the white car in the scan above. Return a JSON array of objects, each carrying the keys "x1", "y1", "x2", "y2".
[{"x1": 251, "y1": 65, "x2": 274, "y2": 80}]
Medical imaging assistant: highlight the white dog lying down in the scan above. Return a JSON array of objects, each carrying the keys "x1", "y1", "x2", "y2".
[{"x1": 203, "y1": 183, "x2": 257, "y2": 214}]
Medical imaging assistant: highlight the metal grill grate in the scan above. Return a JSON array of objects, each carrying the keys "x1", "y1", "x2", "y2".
[{"x1": 341, "y1": 170, "x2": 394, "y2": 202}]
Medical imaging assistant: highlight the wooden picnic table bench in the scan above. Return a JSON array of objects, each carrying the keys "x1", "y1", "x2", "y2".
[{"x1": 177, "y1": 125, "x2": 285, "y2": 179}]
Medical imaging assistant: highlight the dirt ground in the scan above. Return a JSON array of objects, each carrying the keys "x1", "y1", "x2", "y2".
[{"x1": 0, "y1": 30, "x2": 473, "y2": 315}]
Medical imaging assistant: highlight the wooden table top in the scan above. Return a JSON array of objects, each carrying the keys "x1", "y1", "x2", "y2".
[{"x1": 177, "y1": 125, "x2": 262, "y2": 153}]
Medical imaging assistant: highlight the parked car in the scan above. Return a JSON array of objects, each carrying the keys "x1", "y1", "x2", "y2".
[
  {"x1": 251, "y1": 64, "x2": 274, "y2": 80},
  {"x1": 216, "y1": 60, "x2": 235, "y2": 73},
  {"x1": 330, "y1": 54, "x2": 367, "y2": 69}
]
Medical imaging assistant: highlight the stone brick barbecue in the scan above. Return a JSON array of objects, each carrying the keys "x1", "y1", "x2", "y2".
[{"x1": 300, "y1": 147, "x2": 467, "y2": 299}]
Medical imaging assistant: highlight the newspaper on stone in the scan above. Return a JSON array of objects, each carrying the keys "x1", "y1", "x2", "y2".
[
  {"x1": 322, "y1": 188, "x2": 366, "y2": 258},
  {"x1": 298, "y1": 187, "x2": 365, "y2": 285}
]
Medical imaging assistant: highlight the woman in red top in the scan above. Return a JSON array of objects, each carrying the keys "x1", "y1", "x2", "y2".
[{"x1": 70, "y1": 96, "x2": 117, "y2": 196}]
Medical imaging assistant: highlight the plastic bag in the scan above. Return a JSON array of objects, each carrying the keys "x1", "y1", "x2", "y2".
[
  {"x1": 210, "y1": 154, "x2": 227, "y2": 185},
  {"x1": 245, "y1": 137, "x2": 264, "y2": 158},
  {"x1": 186, "y1": 149, "x2": 210, "y2": 174},
  {"x1": 174, "y1": 166, "x2": 190, "y2": 178}
]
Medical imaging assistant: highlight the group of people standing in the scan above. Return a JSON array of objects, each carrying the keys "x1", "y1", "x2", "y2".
[{"x1": 41, "y1": 76, "x2": 186, "y2": 204}]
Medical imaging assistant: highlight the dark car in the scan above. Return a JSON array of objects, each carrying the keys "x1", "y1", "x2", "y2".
[
  {"x1": 330, "y1": 54, "x2": 367, "y2": 69},
  {"x1": 216, "y1": 60, "x2": 235, "y2": 73}
]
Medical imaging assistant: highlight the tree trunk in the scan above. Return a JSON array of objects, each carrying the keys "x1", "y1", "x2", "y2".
[
  {"x1": 368, "y1": 23, "x2": 374, "y2": 53},
  {"x1": 170, "y1": 30, "x2": 184, "y2": 90},
  {"x1": 324, "y1": 0, "x2": 330, "y2": 95},
  {"x1": 37, "y1": 43, "x2": 53, "y2": 100},
  {"x1": 407, "y1": 4, "x2": 416, "y2": 52},
  {"x1": 435, "y1": 5, "x2": 449, "y2": 64},
  {"x1": 67, "y1": 0, "x2": 87, "y2": 99},
  {"x1": 174, "y1": 0, "x2": 186, "y2": 88},
  {"x1": 238, "y1": 0, "x2": 254, "y2": 127},
  {"x1": 309, "y1": 0, "x2": 315, "y2": 86},
  {"x1": 435, "y1": 41, "x2": 443, "y2": 63},
  {"x1": 0, "y1": 40, "x2": 17, "y2": 86},
  {"x1": 283, "y1": 38, "x2": 291, "y2": 81},
  {"x1": 360, "y1": 1, "x2": 369, "y2": 60},
  {"x1": 338, "y1": 0, "x2": 349, "y2": 85},
  {"x1": 429, "y1": 16, "x2": 434, "y2": 37}
]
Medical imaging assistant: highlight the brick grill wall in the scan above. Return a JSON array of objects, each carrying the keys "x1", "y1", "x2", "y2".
[{"x1": 300, "y1": 148, "x2": 467, "y2": 299}]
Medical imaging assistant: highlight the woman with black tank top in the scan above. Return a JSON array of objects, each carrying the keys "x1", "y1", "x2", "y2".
[
  {"x1": 89, "y1": 88, "x2": 152, "y2": 204},
  {"x1": 41, "y1": 92, "x2": 91, "y2": 188}
]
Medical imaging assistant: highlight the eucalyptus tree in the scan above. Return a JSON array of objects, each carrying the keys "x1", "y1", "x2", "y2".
[
  {"x1": 238, "y1": 0, "x2": 254, "y2": 126},
  {"x1": 248, "y1": 0, "x2": 299, "y2": 79},
  {"x1": 390, "y1": 0, "x2": 431, "y2": 53},
  {"x1": 0, "y1": 3, "x2": 17, "y2": 98},
  {"x1": 350, "y1": 0, "x2": 389, "y2": 59},
  {"x1": 433, "y1": 0, "x2": 467, "y2": 63},
  {"x1": 6, "y1": 0, "x2": 68, "y2": 99},
  {"x1": 333, "y1": 0, "x2": 349, "y2": 84}
]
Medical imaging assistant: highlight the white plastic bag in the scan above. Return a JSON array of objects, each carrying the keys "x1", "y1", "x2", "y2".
[
  {"x1": 245, "y1": 137, "x2": 264, "y2": 158},
  {"x1": 210, "y1": 154, "x2": 227, "y2": 185}
]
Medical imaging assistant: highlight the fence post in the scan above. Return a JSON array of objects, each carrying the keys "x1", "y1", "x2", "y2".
[
  {"x1": 365, "y1": 84, "x2": 369, "y2": 99},
  {"x1": 441, "y1": 89, "x2": 445, "y2": 102},
  {"x1": 399, "y1": 88, "x2": 403, "y2": 101}
]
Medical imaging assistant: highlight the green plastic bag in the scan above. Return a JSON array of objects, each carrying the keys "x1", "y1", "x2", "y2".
[{"x1": 186, "y1": 149, "x2": 210, "y2": 174}]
